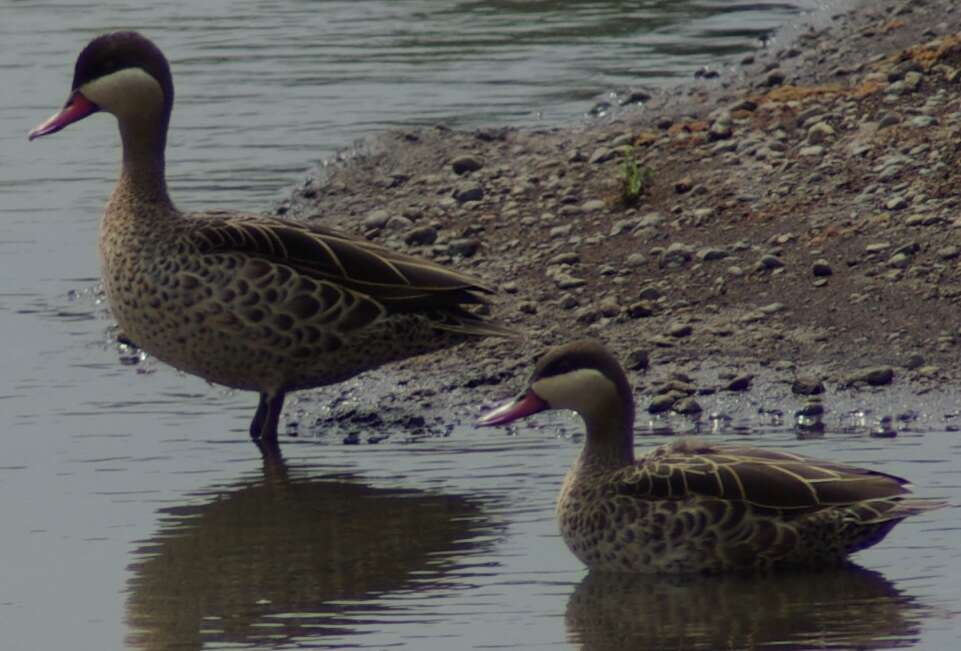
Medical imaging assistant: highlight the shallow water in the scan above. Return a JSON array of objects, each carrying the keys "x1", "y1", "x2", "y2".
[{"x1": 2, "y1": 1, "x2": 960, "y2": 649}]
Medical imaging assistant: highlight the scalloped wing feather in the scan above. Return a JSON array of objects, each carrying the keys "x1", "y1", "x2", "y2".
[
  {"x1": 188, "y1": 213, "x2": 496, "y2": 304},
  {"x1": 617, "y1": 440, "x2": 914, "y2": 511}
]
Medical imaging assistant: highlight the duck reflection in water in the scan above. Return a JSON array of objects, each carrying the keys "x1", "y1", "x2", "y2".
[
  {"x1": 125, "y1": 455, "x2": 494, "y2": 649},
  {"x1": 565, "y1": 566, "x2": 928, "y2": 651}
]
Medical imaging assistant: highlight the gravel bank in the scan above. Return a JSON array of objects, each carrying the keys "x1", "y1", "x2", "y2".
[{"x1": 277, "y1": 0, "x2": 961, "y2": 440}]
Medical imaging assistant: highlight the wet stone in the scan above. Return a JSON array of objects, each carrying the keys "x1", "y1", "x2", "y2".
[
  {"x1": 673, "y1": 397, "x2": 703, "y2": 415},
  {"x1": 844, "y1": 366, "x2": 895, "y2": 387},
  {"x1": 792, "y1": 376, "x2": 825, "y2": 395},
  {"x1": 647, "y1": 394, "x2": 678, "y2": 414},
  {"x1": 724, "y1": 374, "x2": 754, "y2": 392},
  {"x1": 796, "y1": 400, "x2": 825, "y2": 417}
]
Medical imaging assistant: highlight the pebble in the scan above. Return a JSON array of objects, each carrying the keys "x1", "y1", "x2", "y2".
[
  {"x1": 588, "y1": 147, "x2": 616, "y2": 164},
  {"x1": 404, "y1": 225, "x2": 438, "y2": 245},
  {"x1": 812, "y1": 259, "x2": 833, "y2": 277},
  {"x1": 673, "y1": 397, "x2": 703, "y2": 415},
  {"x1": 626, "y1": 349, "x2": 650, "y2": 371},
  {"x1": 558, "y1": 294, "x2": 578, "y2": 310},
  {"x1": 844, "y1": 366, "x2": 895, "y2": 387},
  {"x1": 628, "y1": 302, "x2": 654, "y2": 318},
  {"x1": 669, "y1": 323, "x2": 693, "y2": 338},
  {"x1": 799, "y1": 145, "x2": 824, "y2": 157},
  {"x1": 759, "y1": 254, "x2": 785, "y2": 270},
  {"x1": 448, "y1": 238, "x2": 481, "y2": 257},
  {"x1": 674, "y1": 177, "x2": 693, "y2": 194},
  {"x1": 796, "y1": 400, "x2": 825, "y2": 417},
  {"x1": 363, "y1": 209, "x2": 391, "y2": 230},
  {"x1": 455, "y1": 184, "x2": 484, "y2": 203},
  {"x1": 661, "y1": 243, "x2": 694, "y2": 268},
  {"x1": 764, "y1": 69, "x2": 786, "y2": 86},
  {"x1": 599, "y1": 298, "x2": 621, "y2": 318},
  {"x1": 885, "y1": 196, "x2": 908, "y2": 210},
  {"x1": 582, "y1": 199, "x2": 607, "y2": 212},
  {"x1": 724, "y1": 374, "x2": 754, "y2": 391},
  {"x1": 792, "y1": 376, "x2": 825, "y2": 395},
  {"x1": 556, "y1": 275, "x2": 587, "y2": 290},
  {"x1": 937, "y1": 245, "x2": 960, "y2": 260},
  {"x1": 696, "y1": 247, "x2": 728, "y2": 262},
  {"x1": 807, "y1": 122, "x2": 835, "y2": 144},
  {"x1": 451, "y1": 154, "x2": 484, "y2": 175},
  {"x1": 647, "y1": 394, "x2": 678, "y2": 414}
]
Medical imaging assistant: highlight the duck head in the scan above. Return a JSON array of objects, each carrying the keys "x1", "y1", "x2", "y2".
[
  {"x1": 29, "y1": 31, "x2": 173, "y2": 142},
  {"x1": 479, "y1": 340, "x2": 636, "y2": 463}
]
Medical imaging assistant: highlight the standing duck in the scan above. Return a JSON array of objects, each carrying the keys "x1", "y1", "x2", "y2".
[
  {"x1": 30, "y1": 31, "x2": 512, "y2": 446},
  {"x1": 479, "y1": 340, "x2": 942, "y2": 573}
]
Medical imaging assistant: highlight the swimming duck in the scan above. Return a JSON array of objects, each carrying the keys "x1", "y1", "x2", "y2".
[
  {"x1": 30, "y1": 31, "x2": 512, "y2": 445},
  {"x1": 479, "y1": 340, "x2": 941, "y2": 573}
]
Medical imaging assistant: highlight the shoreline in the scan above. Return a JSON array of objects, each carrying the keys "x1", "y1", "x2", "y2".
[{"x1": 277, "y1": 0, "x2": 961, "y2": 441}]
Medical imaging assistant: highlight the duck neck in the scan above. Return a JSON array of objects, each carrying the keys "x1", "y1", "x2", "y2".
[
  {"x1": 117, "y1": 114, "x2": 173, "y2": 207},
  {"x1": 578, "y1": 390, "x2": 635, "y2": 469}
]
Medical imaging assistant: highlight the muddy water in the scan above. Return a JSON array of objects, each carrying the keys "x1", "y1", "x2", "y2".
[{"x1": 2, "y1": 1, "x2": 960, "y2": 649}]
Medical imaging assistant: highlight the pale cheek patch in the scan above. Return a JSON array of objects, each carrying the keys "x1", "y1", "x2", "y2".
[
  {"x1": 533, "y1": 369, "x2": 617, "y2": 414},
  {"x1": 80, "y1": 68, "x2": 164, "y2": 120}
]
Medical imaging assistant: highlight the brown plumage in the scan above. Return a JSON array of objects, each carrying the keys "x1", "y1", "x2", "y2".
[
  {"x1": 479, "y1": 340, "x2": 943, "y2": 573},
  {"x1": 30, "y1": 31, "x2": 514, "y2": 446}
]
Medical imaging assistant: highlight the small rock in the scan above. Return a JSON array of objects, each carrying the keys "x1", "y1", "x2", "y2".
[
  {"x1": 696, "y1": 247, "x2": 728, "y2": 262},
  {"x1": 668, "y1": 323, "x2": 693, "y2": 338},
  {"x1": 648, "y1": 394, "x2": 678, "y2": 414},
  {"x1": 363, "y1": 209, "x2": 391, "y2": 230},
  {"x1": 451, "y1": 155, "x2": 484, "y2": 175},
  {"x1": 807, "y1": 121, "x2": 835, "y2": 145},
  {"x1": 799, "y1": 145, "x2": 824, "y2": 157},
  {"x1": 812, "y1": 259, "x2": 833, "y2": 277},
  {"x1": 764, "y1": 69, "x2": 786, "y2": 87},
  {"x1": 556, "y1": 275, "x2": 587, "y2": 290},
  {"x1": 885, "y1": 196, "x2": 908, "y2": 211},
  {"x1": 575, "y1": 306, "x2": 600, "y2": 324},
  {"x1": 628, "y1": 302, "x2": 654, "y2": 319},
  {"x1": 582, "y1": 199, "x2": 607, "y2": 212},
  {"x1": 548, "y1": 252, "x2": 580, "y2": 266},
  {"x1": 404, "y1": 225, "x2": 438, "y2": 246},
  {"x1": 759, "y1": 254, "x2": 785, "y2": 270},
  {"x1": 796, "y1": 400, "x2": 825, "y2": 417},
  {"x1": 447, "y1": 238, "x2": 481, "y2": 257},
  {"x1": 673, "y1": 397, "x2": 703, "y2": 415},
  {"x1": 674, "y1": 177, "x2": 693, "y2": 194},
  {"x1": 558, "y1": 294, "x2": 578, "y2": 310},
  {"x1": 599, "y1": 298, "x2": 621, "y2": 318},
  {"x1": 937, "y1": 245, "x2": 960, "y2": 260},
  {"x1": 588, "y1": 147, "x2": 616, "y2": 164},
  {"x1": 626, "y1": 350, "x2": 650, "y2": 371},
  {"x1": 724, "y1": 374, "x2": 754, "y2": 392},
  {"x1": 844, "y1": 366, "x2": 895, "y2": 387},
  {"x1": 792, "y1": 377, "x2": 825, "y2": 395},
  {"x1": 455, "y1": 184, "x2": 484, "y2": 203}
]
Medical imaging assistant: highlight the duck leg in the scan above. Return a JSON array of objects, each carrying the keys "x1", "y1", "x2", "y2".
[{"x1": 249, "y1": 391, "x2": 286, "y2": 441}]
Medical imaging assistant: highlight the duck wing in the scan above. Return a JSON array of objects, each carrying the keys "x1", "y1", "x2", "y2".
[
  {"x1": 187, "y1": 212, "x2": 517, "y2": 338},
  {"x1": 616, "y1": 439, "x2": 913, "y2": 511}
]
